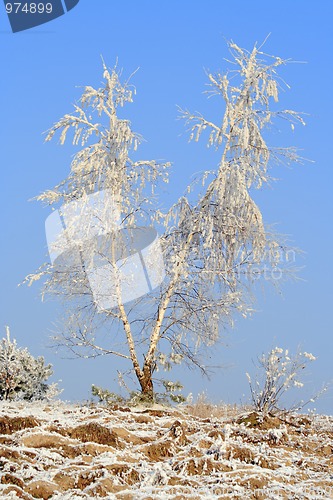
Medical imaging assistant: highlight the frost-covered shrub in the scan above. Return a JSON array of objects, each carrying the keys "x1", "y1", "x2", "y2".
[
  {"x1": 0, "y1": 326, "x2": 60, "y2": 401},
  {"x1": 246, "y1": 346, "x2": 324, "y2": 414}
]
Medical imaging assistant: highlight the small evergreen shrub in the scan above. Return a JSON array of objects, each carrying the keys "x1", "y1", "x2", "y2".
[
  {"x1": 91, "y1": 379, "x2": 186, "y2": 406},
  {"x1": 0, "y1": 326, "x2": 60, "y2": 401}
]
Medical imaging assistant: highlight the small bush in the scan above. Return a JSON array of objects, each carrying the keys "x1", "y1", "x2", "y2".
[
  {"x1": 0, "y1": 326, "x2": 60, "y2": 401},
  {"x1": 91, "y1": 385, "x2": 126, "y2": 405},
  {"x1": 91, "y1": 379, "x2": 186, "y2": 407},
  {"x1": 246, "y1": 346, "x2": 325, "y2": 415}
]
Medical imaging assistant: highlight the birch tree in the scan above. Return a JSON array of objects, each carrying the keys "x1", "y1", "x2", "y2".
[{"x1": 26, "y1": 43, "x2": 305, "y2": 401}]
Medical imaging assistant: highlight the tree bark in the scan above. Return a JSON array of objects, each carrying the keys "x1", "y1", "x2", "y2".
[{"x1": 138, "y1": 363, "x2": 154, "y2": 402}]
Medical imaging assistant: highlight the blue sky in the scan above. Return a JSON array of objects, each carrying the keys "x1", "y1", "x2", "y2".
[{"x1": 1, "y1": 1, "x2": 332, "y2": 413}]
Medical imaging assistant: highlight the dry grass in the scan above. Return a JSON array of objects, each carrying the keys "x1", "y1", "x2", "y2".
[{"x1": 185, "y1": 392, "x2": 251, "y2": 420}]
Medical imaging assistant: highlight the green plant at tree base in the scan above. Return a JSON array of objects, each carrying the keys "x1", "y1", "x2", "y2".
[{"x1": 91, "y1": 379, "x2": 186, "y2": 406}]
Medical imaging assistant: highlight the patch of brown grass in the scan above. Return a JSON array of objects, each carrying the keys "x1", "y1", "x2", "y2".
[
  {"x1": 0, "y1": 416, "x2": 40, "y2": 435},
  {"x1": 67, "y1": 422, "x2": 125, "y2": 448},
  {"x1": 185, "y1": 393, "x2": 249, "y2": 420}
]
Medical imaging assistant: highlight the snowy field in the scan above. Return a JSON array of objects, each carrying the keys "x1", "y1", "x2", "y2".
[{"x1": 0, "y1": 401, "x2": 332, "y2": 499}]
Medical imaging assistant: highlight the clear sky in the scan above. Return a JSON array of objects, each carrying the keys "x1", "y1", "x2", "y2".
[{"x1": 1, "y1": 0, "x2": 332, "y2": 414}]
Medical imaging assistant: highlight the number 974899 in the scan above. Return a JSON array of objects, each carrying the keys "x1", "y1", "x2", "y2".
[{"x1": 5, "y1": 3, "x2": 53, "y2": 14}]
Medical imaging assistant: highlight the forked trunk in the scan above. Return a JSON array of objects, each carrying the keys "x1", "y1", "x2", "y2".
[{"x1": 138, "y1": 363, "x2": 154, "y2": 402}]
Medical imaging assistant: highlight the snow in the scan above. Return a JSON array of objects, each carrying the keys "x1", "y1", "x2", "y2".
[{"x1": 0, "y1": 401, "x2": 332, "y2": 499}]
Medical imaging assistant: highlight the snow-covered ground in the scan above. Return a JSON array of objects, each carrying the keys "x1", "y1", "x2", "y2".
[{"x1": 0, "y1": 401, "x2": 332, "y2": 499}]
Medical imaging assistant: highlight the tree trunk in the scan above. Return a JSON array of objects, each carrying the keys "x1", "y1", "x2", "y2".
[{"x1": 138, "y1": 363, "x2": 154, "y2": 402}]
